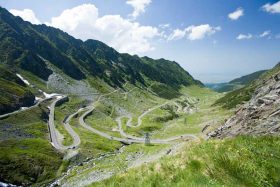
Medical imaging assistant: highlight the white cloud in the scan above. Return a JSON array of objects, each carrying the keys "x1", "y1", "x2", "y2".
[
  {"x1": 159, "y1": 23, "x2": 170, "y2": 29},
  {"x1": 262, "y1": 1, "x2": 280, "y2": 14},
  {"x1": 46, "y1": 4, "x2": 159, "y2": 54},
  {"x1": 236, "y1": 33, "x2": 253, "y2": 40},
  {"x1": 228, "y1": 7, "x2": 244, "y2": 20},
  {"x1": 186, "y1": 24, "x2": 221, "y2": 40},
  {"x1": 9, "y1": 9, "x2": 41, "y2": 24},
  {"x1": 237, "y1": 31, "x2": 275, "y2": 40},
  {"x1": 167, "y1": 24, "x2": 220, "y2": 41},
  {"x1": 167, "y1": 29, "x2": 186, "y2": 41},
  {"x1": 126, "y1": 0, "x2": 151, "y2": 19},
  {"x1": 259, "y1": 30, "x2": 271, "y2": 38},
  {"x1": 276, "y1": 34, "x2": 280, "y2": 39}
]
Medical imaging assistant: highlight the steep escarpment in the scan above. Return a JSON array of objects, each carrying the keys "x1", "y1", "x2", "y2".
[{"x1": 209, "y1": 63, "x2": 280, "y2": 138}]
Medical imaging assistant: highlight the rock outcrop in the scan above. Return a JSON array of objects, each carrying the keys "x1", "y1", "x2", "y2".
[{"x1": 209, "y1": 70, "x2": 280, "y2": 138}]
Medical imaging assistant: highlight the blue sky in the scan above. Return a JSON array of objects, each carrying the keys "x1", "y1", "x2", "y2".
[{"x1": 0, "y1": 0, "x2": 280, "y2": 83}]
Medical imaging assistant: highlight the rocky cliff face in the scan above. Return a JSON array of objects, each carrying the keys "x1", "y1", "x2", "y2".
[{"x1": 209, "y1": 65, "x2": 280, "y2": 138}]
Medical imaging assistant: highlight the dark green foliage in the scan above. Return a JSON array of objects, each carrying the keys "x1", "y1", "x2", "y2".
[
  {"x1": 0, "y1": 66, "x2": 35, "y2": 114},
  {"x1": 150, "y1": 83, "x2": 181, "y2": 99},
  {"x1": 0, "y1": 66, "x2": 25, "y2": 86},
  {"x1": 0, "y1": 7, "x2": 83, "y2": 80},
  {"x1": 142, "y1": 57, "x2": 203, "y2": 89},
  {"x1": 154, "y1": 105, "x2": 179, "y2": 122},
  {"x1": 0, "y1": 106, "x2": 64, "y2": 186},
  {"x1": 18, "y1": 51, "x2": 53, "y2": 80},
  {"x1": 214, "y1": 84, "x2": 256, "y2": 109},
  {"x1": 0, "y1": 139, "x2": 63, "y2": 186}
]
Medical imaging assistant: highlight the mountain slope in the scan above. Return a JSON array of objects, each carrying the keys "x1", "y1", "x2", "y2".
[
  {"x1": 210, "y1": 63, "x2": 280, "y2": 137},
  {"x1": 206, "y1": 70, "x2": 266, "y2": 93},
  {"x1": 95, "y1": 63, "x2": 280, "y2": 187},
  {"x1": 0, "y1": 7, "x2": 202, "y2": 92},
  {"x1": 0, "y1": 66, "x2": 35, "y2": 114},
  {"x1": 0, "y1": 6, "x2": 203, "y2": 117},
  {"x1": 214, "y1": 67, "x2": 276, "y2": 109},
  {"x1": 229, "y1": 70, "x2": 267, "y2": 85},
  {"x1": 0, "y1": 7, "x2": 206, "y2": 186}
]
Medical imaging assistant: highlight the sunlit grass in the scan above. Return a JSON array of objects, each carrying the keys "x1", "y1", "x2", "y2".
[{"x1": 94, "y1": 136, "x2": 280, "y2": 187}]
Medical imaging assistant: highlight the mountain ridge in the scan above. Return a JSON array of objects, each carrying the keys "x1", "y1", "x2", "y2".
[
  {"x1": 0, "y1": 7, "x2": 202, "y2": 88},
  {"x1": 0, "y1": 6, "x2": 202, "y2": 114},
  {"x1": 206, "y1": 70, "x2": 267, "y2": 93}
]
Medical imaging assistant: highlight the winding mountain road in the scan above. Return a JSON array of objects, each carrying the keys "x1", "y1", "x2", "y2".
[
  {"x1": 47, "y1": 88, "x2": 120, "y2": 150},
  {"x1": 116, "y1": 114, "x2": 198, "y2": 142},
  {"x1": 62, "y1": 109, "x2": 83, "y2": 148},
  {"x1": 0, "y1": 97, "x2": 52, "y2": 119},
  {"x1": 2, "y1": 84, "x2": 198, "y2": 151},
  {"x1": 48, "y1": 95, "x2": 82, "y2": 151},
  {"x1": 80, "y1": 106, "x2": 197, "y2": 144},
  {"x1": 77, "y1": 90, "x2": 146, "y2": 144},
  {"x1": 48, "y1": 96, "x2": 68, "y2": 150},
  {"x1": 77, "y1": 89, "x2": 198, "y2": 144}
]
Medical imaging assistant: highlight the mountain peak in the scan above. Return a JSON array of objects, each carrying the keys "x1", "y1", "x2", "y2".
[{"x1": 0, "y1": 7, "x2": 202, "y2": 91}]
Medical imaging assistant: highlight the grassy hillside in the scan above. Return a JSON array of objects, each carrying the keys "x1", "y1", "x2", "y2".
[
  {"x1": 90, "y1": 65, "x2": 280, "y2": 187},
  {"x1": 206, "y1": 70, "x2": 266, "y2": 93},
  {"x1": 0, "y1": 104, "x2": 65, "y2": 186},
  {"x1": 229, "y1": 70, "x2": 267, "y2": 85},
  {"x1": 0, "y1": 7, "x2": 206, "y2": 186},
  {"x1": 3, "y1": 5, "x2": 278, "y2": 187},
  {"x1": 0, "y1": 66, "x2": 35, "y2": 114},
  {"x1": 215, "y1": 63, "x2": 279, "y2": 109},
  {"x1": 95, "y1": 136, "x2": 280, "y2": 187},
  {"x1": 49, "y1": 85, "x2": 232, "y2": 187},
  {"x1": 214, "y1": 85, "x2": 256, "y2": 109}
]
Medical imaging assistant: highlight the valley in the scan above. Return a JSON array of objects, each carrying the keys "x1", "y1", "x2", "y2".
[
  {"x1": 0, "y1": 68, "x2": 230, "y2": 186},
  {"x1": 0, "y1": 5, "x2": 280, "y2": 187}
]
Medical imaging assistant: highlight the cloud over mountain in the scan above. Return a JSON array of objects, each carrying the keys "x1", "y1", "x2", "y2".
[
  {"x1": 10, "y1": 8, "x2": 41, "y2": 24},
  {"x1": 10, "y1": 4, "x2": 159, "y2": 54}
]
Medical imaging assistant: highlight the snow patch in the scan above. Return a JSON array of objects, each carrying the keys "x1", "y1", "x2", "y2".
[
  {"x1": 56, "y1": 95, "x2": 63, "y2": 99},
  {"x1": 35, "y1": 96, "x2": 43, "y2": 101},
  {"x1": 0, "y1": 181, "x2": 18, "y2": 187},
  {"x1": 16, "y1": 73, "x2": 30, "y2": 85},
  {"x1": 43, "y1": 92, "x2": 60, "y2": 98},
  {"x1": 50, "y1": 142, "x2": 55, "y2": 147}
]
